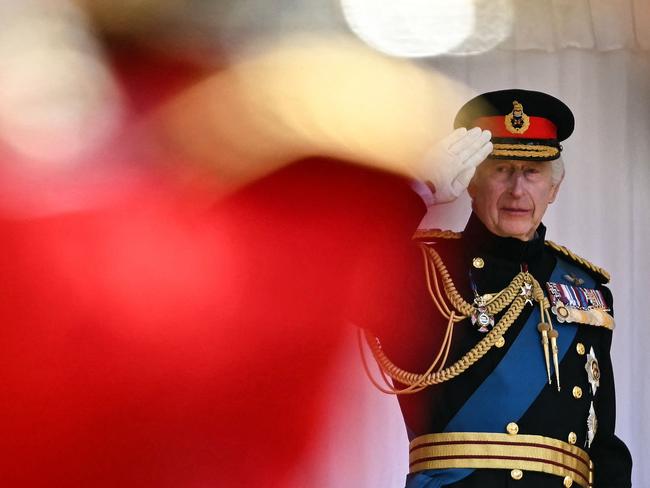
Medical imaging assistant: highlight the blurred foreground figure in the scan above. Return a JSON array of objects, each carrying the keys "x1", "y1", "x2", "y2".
[
  {"x1": 0, "y1": 165, "x2": 416, "y2": 487},
  {"x1": 0, "y1": 135, "x2": 487, "y2": 488},
  {"x1": 361, "y1": 90, "x2": 632, "y2": 487},
  {"x1": 0, "y1": 2, "x2": 493, "y2": 485}
]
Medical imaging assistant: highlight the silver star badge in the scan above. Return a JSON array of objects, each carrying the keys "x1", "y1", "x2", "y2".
[
  {"x1": 585, "y1": 347, "x2": 600, "y2": 395},
  {"x1": 586, "y1": 402, "x2": 598, "y2": 448},
  {"x1": 520, "y1": 282, "x2": 533, "y2": 306}
]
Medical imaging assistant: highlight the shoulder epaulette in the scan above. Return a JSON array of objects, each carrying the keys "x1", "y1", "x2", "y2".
[
  {"x1": 413, "y1": 228, "x2": 462, "y2": 241},
  {"x1": 545, "y1": 240, "x2": 610, "y2": 284}
]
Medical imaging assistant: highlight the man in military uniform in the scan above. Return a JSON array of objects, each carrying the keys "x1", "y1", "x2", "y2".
[{"x1": 361, "y1": 89, "x2": 632, "y2": 487}]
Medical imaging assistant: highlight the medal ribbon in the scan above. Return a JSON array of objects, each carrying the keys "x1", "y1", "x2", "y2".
[{"x1": 547, "y1": 283, "x2": 609, "y2": 311}]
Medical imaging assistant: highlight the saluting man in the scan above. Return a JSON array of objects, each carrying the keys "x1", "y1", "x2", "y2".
[{"x1": 362, "y1": 89, "x2": 632, "y2": 487}]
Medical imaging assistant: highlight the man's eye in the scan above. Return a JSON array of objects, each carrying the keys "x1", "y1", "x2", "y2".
[{"x1": 524, "y1": 168, "x2": 540, "y2": 175}]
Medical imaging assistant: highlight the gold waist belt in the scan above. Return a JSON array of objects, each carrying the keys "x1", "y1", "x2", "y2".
[{"x1": 409, "y1": 432, "x2": 593, "y2": 488}]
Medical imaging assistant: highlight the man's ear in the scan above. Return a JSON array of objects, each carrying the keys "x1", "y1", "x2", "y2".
[{"x1": 548, "y1": 177, "x2": 563, "y2": 203}]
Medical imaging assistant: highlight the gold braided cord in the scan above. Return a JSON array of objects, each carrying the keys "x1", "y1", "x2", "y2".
[
  {"x1": 364, "y1": 291, "x2": 532, "y2": 388},
  {"x1": 493, "y1": 143, "x2": 558, "y2": 152},
  {"x1": 437, "y1": 312, "x2": 456, "y2": 372},
  {"x1": 363, "y1": 241, "x2": 554, "y2": 392},
  {"x1": 491, "y1": 147, "x2": 559, "y2": 159},
  {"x1": 357, "y1": 247, "x2": 463, "y2": 395},
  {"x1": 412, "y1": 229, "x2": 461, "y2": 241},
  {"x1": 359, "y1": 304, "x2": 459, "y2": 395},
  {"x1": 358, "y1": 317, "x2": 455, "y2": 395},
  {"x1": 422, "y1": 247, "x2": 462, "y2": 321},
  {"x1": 362, "y1": 234, "x2": 566, "y2": 393},
  {"x1": 545, "y1": 240, "x2": 610, "y2": 283},
  {"x1": 424, "y1": 245, "x2": 538, "y2": 317},
  {"x1": 358, "y1": 329, "x2": 403, "y2": 394}
]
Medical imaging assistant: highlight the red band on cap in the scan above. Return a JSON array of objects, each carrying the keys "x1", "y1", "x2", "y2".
[{"x1": 472, "y1": 116, "x2": 558, "y2": 139}]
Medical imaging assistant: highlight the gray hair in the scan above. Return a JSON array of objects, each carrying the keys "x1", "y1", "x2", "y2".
[{"x1": 550, "y1": 156, "x2": 565, "y2": 185}]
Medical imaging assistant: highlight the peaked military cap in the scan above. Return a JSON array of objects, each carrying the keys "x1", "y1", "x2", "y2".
[{"x1": 454, "y1": 89, "x2": 574, "y2": 161}]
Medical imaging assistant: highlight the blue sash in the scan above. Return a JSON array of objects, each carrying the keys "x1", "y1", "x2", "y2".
[{"x1": 405, "y1": 257, "x2": 594, "y2": 487}]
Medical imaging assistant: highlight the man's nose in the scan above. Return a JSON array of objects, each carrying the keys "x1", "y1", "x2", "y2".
[{"x1": 508, "y1": 171, "x2": 526, "y2": 196}]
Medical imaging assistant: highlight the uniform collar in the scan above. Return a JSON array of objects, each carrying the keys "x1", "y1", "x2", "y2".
[{"x1": 462, "y1": 212, "x2": 546, "y2": 264}]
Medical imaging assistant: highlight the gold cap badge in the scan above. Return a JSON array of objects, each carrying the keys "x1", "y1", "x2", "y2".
[{"x1": 505, "y1": 100, "x2": 530, "y2": 134}]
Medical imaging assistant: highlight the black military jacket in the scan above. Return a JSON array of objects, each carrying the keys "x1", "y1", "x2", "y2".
[{"x1": 366, "y1": 213, "x2": 632, "y2": 488}]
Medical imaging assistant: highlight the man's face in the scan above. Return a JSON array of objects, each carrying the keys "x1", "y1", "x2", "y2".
[{"x1": 468, "y1": 159, "x2": 562, "y2": 241}]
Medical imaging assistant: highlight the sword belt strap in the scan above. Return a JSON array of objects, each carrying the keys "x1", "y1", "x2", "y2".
[{"x1": 409, "y1": 432, "x2": 593, "y2": 488}]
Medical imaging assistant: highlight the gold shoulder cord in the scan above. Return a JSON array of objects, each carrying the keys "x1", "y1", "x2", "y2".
[
  {"x1": 412, "y1": 229, "x2": 462, "y2": 241},
  {"x1": 545, "y1": 240, "x2": 610, "y2": 283},
  {"x1": 360, "y1": 231, "x2": 561, "y2": 395}
]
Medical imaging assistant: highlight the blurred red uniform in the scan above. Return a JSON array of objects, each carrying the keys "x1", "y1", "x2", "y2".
[{"x1": 0, "y1": 156, "x2": 424, "y2": 487}]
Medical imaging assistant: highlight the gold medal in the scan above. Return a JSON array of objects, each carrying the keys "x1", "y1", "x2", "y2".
[{"x1": 552, "y1": 301, "x2": 571, "y2": 322}]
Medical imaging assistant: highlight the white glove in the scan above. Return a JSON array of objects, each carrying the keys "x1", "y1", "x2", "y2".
[{"x1": 420, "y1": 127, "x2": 493, "y2": 204}]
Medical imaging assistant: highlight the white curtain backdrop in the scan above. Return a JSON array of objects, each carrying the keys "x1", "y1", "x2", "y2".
[
  {"x1": 502, "y1": 0, "x2": 650, "y2": 51},
  {"x1": 291, "y1": 38, "x2": 650, "y2": 488}
]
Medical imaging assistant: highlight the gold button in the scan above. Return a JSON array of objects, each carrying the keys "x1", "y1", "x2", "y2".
[
  {"x1": 510, "y1": 469, "x2": 523, "y2": 480},
  {"x1": 506, "y1": 422, "x2": 519, "y2": 435},
  {"x1": 495, "y1": 336, "x2": 506, "y2": 348},
  {"x1": 576, "y1": 343, "x2": 586, "y2": 355},
  {"x1": 572, "y1": 386, "x2": 583, "y2": 399},
  {"x1": 568, "y1": 432, "x2": 577, "y2": 445},
  {"x1": 472, "y1": 257, "x2": 484, "y2": 269},
  {"x1": 564, "y1": 475, "x2": 574, "y2": 487}
]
